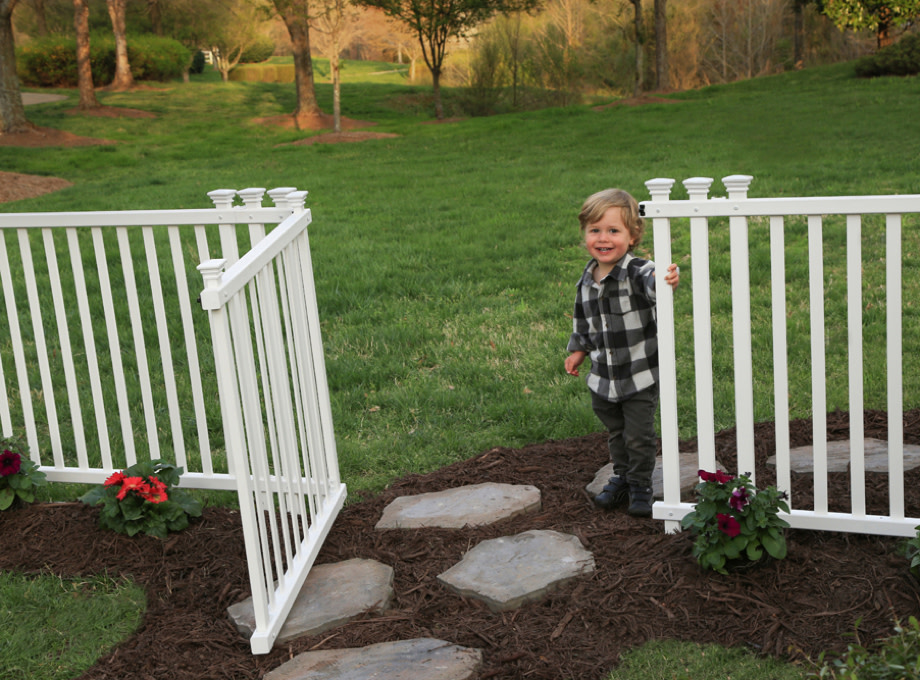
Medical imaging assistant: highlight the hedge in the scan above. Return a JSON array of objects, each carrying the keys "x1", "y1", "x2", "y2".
[
  {"x1": 854, "y1": 33, "x2": 920, "y2": 78},
  {"x1": 17, "y1": 34, "x2": 190, "y2": 87}
]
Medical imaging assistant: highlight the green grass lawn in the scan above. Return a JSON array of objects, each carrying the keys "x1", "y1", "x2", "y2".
[{"x1": 2, "y1": 58, "x2": 919, "y2": 679}]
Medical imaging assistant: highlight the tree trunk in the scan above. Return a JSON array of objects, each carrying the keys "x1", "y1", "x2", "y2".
[
  {"x1": 630, "y1": 0, "x2": 643, "y2": 97},
  {"x1": 147, "y1": 0, "x2": 162, "y2": 35},
  {"x1": 876, "y1": 7, "x2": 891, "y2": 48},
  {"x1": 0, "y1": 0, "x2": 30, "y2": 135},
  {"x1": 30, "y1": 0, "x2": 48, "y2": 35},
  {"x1": 277, "y1": 0, "x2": 323, "y2": 129},
  {"x1": 431, "y1": 68, "x2": 444, "y2": 119},
  {"x1": 74, "y1": 0, "x2": 100, "y2": 110},
  {"x1": 653, "y1": 0, "x2": 668, "y2": 90},
  {"x1": 793, "y1": 0, "x2": 804, "y2": 69},
  {"x1": 106, "y1": 0, "x2": 134, "y2": 90},
  {"x1": 332, "y1": 34, "x2": 341, "y2": 133}
]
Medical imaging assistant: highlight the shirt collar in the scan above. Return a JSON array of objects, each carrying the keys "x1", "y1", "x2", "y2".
[{"x1": 581, "y1": 252, "x2": 635, "y2": 285}]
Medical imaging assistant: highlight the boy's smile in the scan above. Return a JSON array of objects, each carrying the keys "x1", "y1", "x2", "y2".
[{"x1": 585, "y1": 207, "x2": 635, "y2": 276}]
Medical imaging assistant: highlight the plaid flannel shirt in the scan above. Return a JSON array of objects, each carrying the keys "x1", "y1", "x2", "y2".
[{"x1": 567, "y1": 253, "x2": 658, "y2": 403}]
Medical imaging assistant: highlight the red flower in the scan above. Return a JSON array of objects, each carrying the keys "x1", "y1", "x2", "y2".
[
  {"x1": 104, "y1": 471, "x2": 126, "y2": 487},
  {"x1": 717, "y1": 513, "x2": 741, "y2": 537},
  {"x1": 116, "y1": 476, "x2": 148, "y2": 501},
  {"x1": 140, "y1": 476, "x2": 169, "y2": 504},
  {"x1": 699, "y1": 469, "x2": 734, "y2": 484},
  {"x1": 0, "y1": 450, "x2": 21, "y2": 477}
]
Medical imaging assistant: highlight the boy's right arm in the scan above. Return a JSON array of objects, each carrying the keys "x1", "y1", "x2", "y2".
[{"x1": 565, "y1": 351, "x2": 587, "y2": 377}]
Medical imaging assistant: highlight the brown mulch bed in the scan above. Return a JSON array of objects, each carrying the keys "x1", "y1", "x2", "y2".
[{"x1": 2, "y1": 409, "x2": 920, "y2": 679}]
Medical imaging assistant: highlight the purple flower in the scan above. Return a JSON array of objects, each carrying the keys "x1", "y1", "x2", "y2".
[
  {"x1": 0, "y1": 450, "x2": 21, "y2": 477},
  {"x1": 717, "y1": 513, "x2": 741, "y2": 537},
  {"x1": 729, "y1": 487, "x2": 750, "y2": 511}
]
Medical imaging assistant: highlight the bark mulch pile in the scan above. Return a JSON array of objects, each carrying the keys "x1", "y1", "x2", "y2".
[{"x1": 3, "y1": 409, "x2": 920, "y2": 679}]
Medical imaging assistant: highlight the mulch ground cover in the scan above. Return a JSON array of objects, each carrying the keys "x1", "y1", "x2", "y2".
[{"x1": 3, "y1": 408, "x2": 920, "y2": 679}]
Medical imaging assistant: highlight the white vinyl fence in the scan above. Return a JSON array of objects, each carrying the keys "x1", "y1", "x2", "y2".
[
  {"x1": 648, "y1": 175, "x2": 920, "y2": 538},
  {"x1": 0, "y1": 187, "x2": 345, "y2": 653}
]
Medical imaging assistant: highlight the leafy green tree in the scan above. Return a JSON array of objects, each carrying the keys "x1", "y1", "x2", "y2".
[
  {"x1": 821, "y1": 0, "x2": 920, "y2": 48},
  {"x1": 358, "y1": 0, "x2": 539, "y2": 119}
]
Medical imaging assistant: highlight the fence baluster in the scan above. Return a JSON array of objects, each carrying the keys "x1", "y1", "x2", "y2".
[
  {"x1": 19, "y1": 228, "x2": 62, "y2": 461},
  {"x1": 886, "y1": 214, "x2": 904, "y2": 519},
  {"x1": 42, "y1": 227, "x2": 84, "y2": 468},
  {"x1": 770, "y1": 215, "x2": 792, "y2": 503},
  {"x1": 807, "y1": 215, "x2": 828, "y2": 514},
  {"x1": 846, "y1": 215, "x2": 866, "y2": 517}
]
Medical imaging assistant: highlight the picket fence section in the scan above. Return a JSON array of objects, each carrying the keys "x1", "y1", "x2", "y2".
[
  {"x1": 646, "y1": 175, "x2": 920, "y2": 537},
  {"x1": 0, "y1": 187, "x2": 345, "y2": 653}
]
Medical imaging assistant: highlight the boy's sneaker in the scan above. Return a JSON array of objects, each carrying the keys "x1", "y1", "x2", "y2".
[
  {"x1": 593, "y1": 475, "x2": 629, "y2": 510},
  {"x1": 627, "y1": 484, "x2": 654, "y2": 518}
]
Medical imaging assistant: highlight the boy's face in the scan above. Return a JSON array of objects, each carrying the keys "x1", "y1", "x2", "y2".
[{"x1": 584, "y1": 207, "x2": 635, "y2": 267}]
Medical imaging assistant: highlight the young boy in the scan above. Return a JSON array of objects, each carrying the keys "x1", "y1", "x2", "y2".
[{"x1": 564, "y1": 188, "x2": 679, "y2": 518}]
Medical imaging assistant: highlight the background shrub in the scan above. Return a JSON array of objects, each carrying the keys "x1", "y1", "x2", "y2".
[
  {"x1": 16, "y1": 34, "x2": 189, "y2": 87},
  {"x1": 854, "y1": 33, "x2": 920, "y2": 77},
  {"x1": 229, "y1": 62, "x2": 295, "y2": 83},
  {"x1": 239, "y1": 37, "x2": 275, "y2": 64},
  {"x1": 190, "y1": 50, "x2": 206, "y2": 75}
]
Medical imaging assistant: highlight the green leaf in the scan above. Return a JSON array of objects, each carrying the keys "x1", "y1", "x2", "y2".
[
  {"x1": 0, "y1": 487, "x2": 14, "y2": 510},
  {"x1": 762, "y1": 533, "x2": 787, "y2": 559}
]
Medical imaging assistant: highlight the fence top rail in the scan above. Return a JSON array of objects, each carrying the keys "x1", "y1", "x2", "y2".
[
  {"x1": 198, "y1": 209, "x2": 313, "y2": 310},
  {"x1": 640, "y1": 193, "x2": 920, "y2": 219},
  {"x1": 0, "y1": 207, "x2": 298, "y2": 229}
]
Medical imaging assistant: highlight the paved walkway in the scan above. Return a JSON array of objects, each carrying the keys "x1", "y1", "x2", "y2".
[{"x1": 22, "y1": 92, "x2": 68, "y2": 105}]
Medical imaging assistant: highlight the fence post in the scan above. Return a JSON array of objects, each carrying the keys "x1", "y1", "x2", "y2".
[
  {"x1": 645, "y1": 178, "x2": 681, "y2": 532},
  {"x1": 684, "y1": 177, "x2": 717, "y2": 473},
  {"x1": 723, "y1": 174, "x2": 756, "y2": 481},
  {"x1": 208, "y1": 189, "x2": 241, "y2": 264},
  {"x1": 268, "y1": 188, "x2": 298, "y2": 209}
]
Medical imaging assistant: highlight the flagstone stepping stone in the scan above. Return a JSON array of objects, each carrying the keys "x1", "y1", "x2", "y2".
[
  {"x1": 375, "y1": 482, "x2": 541, "y2": 529},
  {"x1": 263, "y1": 637, "x2": 483, "y2": 680},
  {"x1": 767, "y1": 438, "x2": 920, "y2": 473},
  {"x1": 228, "y1": 558, "x2": 394, "y2": 647},
  {"x1": 587, "y1": 452, "x2": 710, "y2": 500},
  {"x1": 437, "y1": 529, "x2": 595, "y2": 612}
]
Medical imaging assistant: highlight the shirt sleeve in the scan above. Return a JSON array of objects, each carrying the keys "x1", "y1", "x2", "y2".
[
  {"x1": 566, "y1": 283, "x2": 593, "y2": 353},
  {"x1": 628, "y1": 258, "x2": 657, "y2": 303}
]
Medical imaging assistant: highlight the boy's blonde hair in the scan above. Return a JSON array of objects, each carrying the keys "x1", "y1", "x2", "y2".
[{"x1": 577, "y1": 188, "x2": 645, "y2": 247}]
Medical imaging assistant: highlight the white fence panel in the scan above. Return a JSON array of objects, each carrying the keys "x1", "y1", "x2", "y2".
[
  {"x1": 1, "y1": 187, "x2": 346, "y2": 654},
  {"x1": 647, "y1": 175, "x2": 920, "y2": 538},
  {"x1": 199, "y1": 201, "x2": 346, "y2": 654},
  {"x1": 0, "y1": 193, "x2": 294, "y2": 489}
]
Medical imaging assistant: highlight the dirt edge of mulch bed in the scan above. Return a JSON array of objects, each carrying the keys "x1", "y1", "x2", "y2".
[{"x1": 2, "y1": 408, "x2": 920, "y2": 680}]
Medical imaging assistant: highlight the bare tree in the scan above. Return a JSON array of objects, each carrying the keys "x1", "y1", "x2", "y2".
[
  {"x1": 628, "y1": 0, "x2": 643, "y2": 96},
  {"x1": 311, "y1": 0, "x2": 363, "y2": 131},
  {"x1": 106, "y1": 0, "x2": 135, "y2": 89},
  {"x1": 654, "y1": 0, "x2": 668, "y2": 89},
  {"x1": 74, "y1": 0, "x2": 101, "y2": 109},
  {"x1": 0, "y1": 0, "x2": 30, "y2": 135}
]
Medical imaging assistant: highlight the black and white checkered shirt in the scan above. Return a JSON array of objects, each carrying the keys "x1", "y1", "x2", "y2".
[{"x1": 567, "y1": 253, "x2": 659, "y2": 402}]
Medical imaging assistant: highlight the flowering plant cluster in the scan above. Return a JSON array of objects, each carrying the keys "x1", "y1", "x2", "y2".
[
  {"x1": 80, "y1": 459, "x2": 202, "y2": 538},
  {"x1": 681, "y1": 469, "x2": 790, "y2": 574},
  {"x1": 0, "y1": 438, "x2": 48, "y2": 510}
]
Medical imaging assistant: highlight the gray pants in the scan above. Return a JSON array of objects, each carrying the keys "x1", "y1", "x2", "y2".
[{"x1": 591, "y1": 385, "x2": 659, "y2": 488}]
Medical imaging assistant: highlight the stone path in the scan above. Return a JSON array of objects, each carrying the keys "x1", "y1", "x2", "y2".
[{"x1": 232, "y1": 441, "x2": 920, "y2": 678}]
